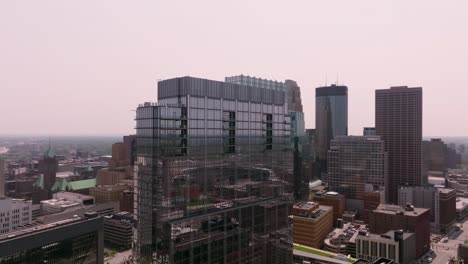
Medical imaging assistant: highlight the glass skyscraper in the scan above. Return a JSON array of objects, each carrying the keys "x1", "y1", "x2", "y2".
[
  {"x1": 315, "y1": 85, "x2": 348, "y2": 178},
  {"x1": 133, "y1": 77, "x2": 293, "y2": 264},
  {"x1": 327, "y1": 136, "x2": 388, "y2": 209}
]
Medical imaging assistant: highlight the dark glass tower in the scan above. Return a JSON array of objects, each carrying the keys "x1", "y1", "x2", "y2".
[
  {"x1": 375, "y1": 86, "x2": 422, "y2": 204},
  {"x1": 133, "y1": 77, "x2": 293, "y2": 264},
  {"x1": 315, "y1": 85, "x2": 348, "y2": 178}
]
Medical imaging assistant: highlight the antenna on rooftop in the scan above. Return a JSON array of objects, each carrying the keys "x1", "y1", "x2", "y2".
[{"x1": 325, "y1": 73, "x2": 328, "y2": 86}]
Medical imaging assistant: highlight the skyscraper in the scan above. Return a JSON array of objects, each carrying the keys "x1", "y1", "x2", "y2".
[
  {"x1": 133, "y1": 77, "x2": 293, "y2": 263},
  {"x1": 327, "y1": 136, "x2": 387, "y2": 210},
  {"x1": 315, "y1": 85, "x2": 348, "y2": 178},
  {"x1": 225, "y1": 75, "x2": 307, "y2": 200},
  {"x1": 375, "y1": 86, "x2": 422, "y2": 204}
]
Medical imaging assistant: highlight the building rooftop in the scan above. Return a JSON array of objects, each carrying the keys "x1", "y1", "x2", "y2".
[
  {"x1": 40, "y1": 198, "x2": 81, "y2": 208},
  {"x1": 294, "y1": 201, "x2": 319, "y2": 211},
  {"x1": 456, "y1": 197, "x2": 468, "y2": 211},
  {"x1": 374, "y1": 204, "x2": 429, "y2": 216},
  {"x1": 51, "y1": 178, "x2": 96, "y2": 192},
  {"x1": 356, "y1": 230, "x2": 414, "y2": 242},
  {"x1": 325, "y1": 223, "x2": 367, "y2": 249}
]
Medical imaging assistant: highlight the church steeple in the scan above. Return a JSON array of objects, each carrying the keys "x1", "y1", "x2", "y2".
[{"x1": 44, "y1": 138, "x2": 55, "y2": 159}]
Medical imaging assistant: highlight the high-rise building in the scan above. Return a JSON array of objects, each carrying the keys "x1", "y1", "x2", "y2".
[
  {"x1": 109, "y1": 142, "x2": 129, "y2": 169},
  {"x1": 315, "y1": 85, "x2": 348, "y2": 178},
  {"x1": 375, "y1": 86, "x2": 422, "y2": 204},
  {"x1": 134, "y1": 76, "x2": 293, "y2": 263},
  {"x1": 422, "y1": 138, "x2": 449, "y2": 175},
  {"x1": 123, "y1": 135, "x2": 137, "y2": 166},
  {"x1": 327, "y1": 136, "x2": 387, "y2": 209},
  {"x1": 225, "y1": 75, "x2": 307, "y2": 200},
  {"x1": 285, "y1": 79, "x2": 303, "y2": 112}
]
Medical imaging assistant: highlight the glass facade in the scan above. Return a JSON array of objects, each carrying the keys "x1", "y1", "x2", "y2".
[
  {"x1": 327, "y1": 136, "x2": 387, "y2": 202},
  {"x1": 0, "y1": 231, "x2": 98, "y2": 264},
  {"x1": 134, "y1": 77, "x2": 293, "y2": 264},
  {"x1": 315, "y1": 85, "x2": 348, "y2": 177}
]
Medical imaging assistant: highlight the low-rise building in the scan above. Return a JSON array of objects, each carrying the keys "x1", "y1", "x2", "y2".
[
  {"x1": 90, "y1": 184, "x2": 129, "y2": 204},
  {"x1": 313, "y1": 191, "x2": 346, "y2": 225},
  {"x1": 324, "y1": 222, "x2": 367, "y2": 257},
  {"x1": 398, "y1": 186, "x2": 457, "y2": 233},
  {"x1": 40, "y1": 198, "x2": 81, "y2": 215},
  {"x1": 0, "y1": 197, "x2": 32, "y2": 234},
  {"x1": 103, "y1": 211, "x2": 134, "y2": 249},
  {"x1": 368, "y1": 204, "x2": 430, "y2": 258},
  {"x1": 292, "y1": 201, "x2": 334, "y2": 248},
  {"x1": 0, "y1": 213, "x2": 104, "y2": 263},
  {"x1": 456, "y1": 197, "x2": 468, "y2": 220},
  {"x1": 356, "y1": 230, "x2": 416, "y2": 264}
]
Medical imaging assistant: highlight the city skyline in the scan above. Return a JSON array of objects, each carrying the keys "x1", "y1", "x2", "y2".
[{"x1": 1, "y1": 1, "x2": 468, "y2": 137}]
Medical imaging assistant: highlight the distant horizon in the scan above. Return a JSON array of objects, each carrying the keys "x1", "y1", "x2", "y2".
[
  {"x1": 1, "y1": 1, "x2": 467, "y2": 136},
  {"x1": 1, "y1": 133, "x2": 468, "y2": 140}
]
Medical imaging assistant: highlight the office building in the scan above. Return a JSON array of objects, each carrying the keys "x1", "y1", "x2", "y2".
[
  {"x1": 398, "y1": 186, "x2": 457, "y2": 233},
  {"x1": 285, "y1": 79, "x2": 303, "y2": 112},
  {"x1": 134, "y1": 76, "x2": 293, "y2": 263},
  {"x1": 363, "y1": 127, "x2": 376, "y2": 136},
  {"x1": 375, "y1": 86, "x2": 422, "y2": 204},
  {"x1": 368, "y1": 204, "x2": 430, "y2": 257},
  {"x1": 226, "y1": 75, "x2": 306, "y2": 200},
  {"x1": 123, "y1": 135, "x2": 137, "y2": 166},
  {"x1": 327, "y1": 136, "x2": 387, "y2": 209},
  {"x1": 0, "y1": 197, "x2": 32, "y2": 234},
  {"x1": 313, "y1": 190, "x2": 346, "y2": 224},
  {"x1": 0, "y1": 213, "x2": 103, "y2": 263},
  {"x1": 120, "y1": 189, "x2": 134, "y2": 213},
  {"x1": 225, "y1": 75, "x2": 285, "y2": 91},
  {"x1": 362, "y1": 190, "x2": 385, "y2": 223},
  {"x1": 90, "y1": 184, "x2": 129, "y2": 204},
  {"x1": 292, "y1": 201, "x2": 333, "y2": 248},
  {"x1": 356, "y1": 230, "x2": 416, "y2": 264},
  {"x1": 104, "y1": 211, "x2": 134, "y2": 249},
  {"x1": 96, "y1": 169, "x2": 127, "y2": 185},
  {"x1": 315, "y1": 85, "x2": 348, "y2": 177},
  {"x1": 109, "y1": 142, "x2": 130, "y2": 169}
]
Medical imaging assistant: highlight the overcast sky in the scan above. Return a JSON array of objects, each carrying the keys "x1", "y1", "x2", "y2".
[{"x1": 1, "y1": 1, "x2": 467, "y2": 136}]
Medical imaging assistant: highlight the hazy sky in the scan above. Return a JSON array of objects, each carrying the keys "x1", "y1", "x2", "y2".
[{"x1": 1, "y1": 1, "x2": 467, "y2": 136}]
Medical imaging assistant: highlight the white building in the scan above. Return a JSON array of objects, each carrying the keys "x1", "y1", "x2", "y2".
[
  {"x1": 40, "y1": 199, "x2": 81, "y2": 215},
  {"x1": 0, "y1": 197, "x2": 32, "y2": 234},
  {"x1": 40, "y1": 192, "x2": 95, "y2": 215}
]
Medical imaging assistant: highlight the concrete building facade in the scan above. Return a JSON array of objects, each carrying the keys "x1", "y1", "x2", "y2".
[
  {"x1": 375, "y1": 86, "x2": 423, "y2": 204},
  {"x1": 0, "y1": 197, "x2": 32, "y2": 234},
  {"x1": 292, "y1": 202, "x2": 333, "y2": 248},
  {"x1": 368, "y1": 204, "x2": 430, "y2": 257}
]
